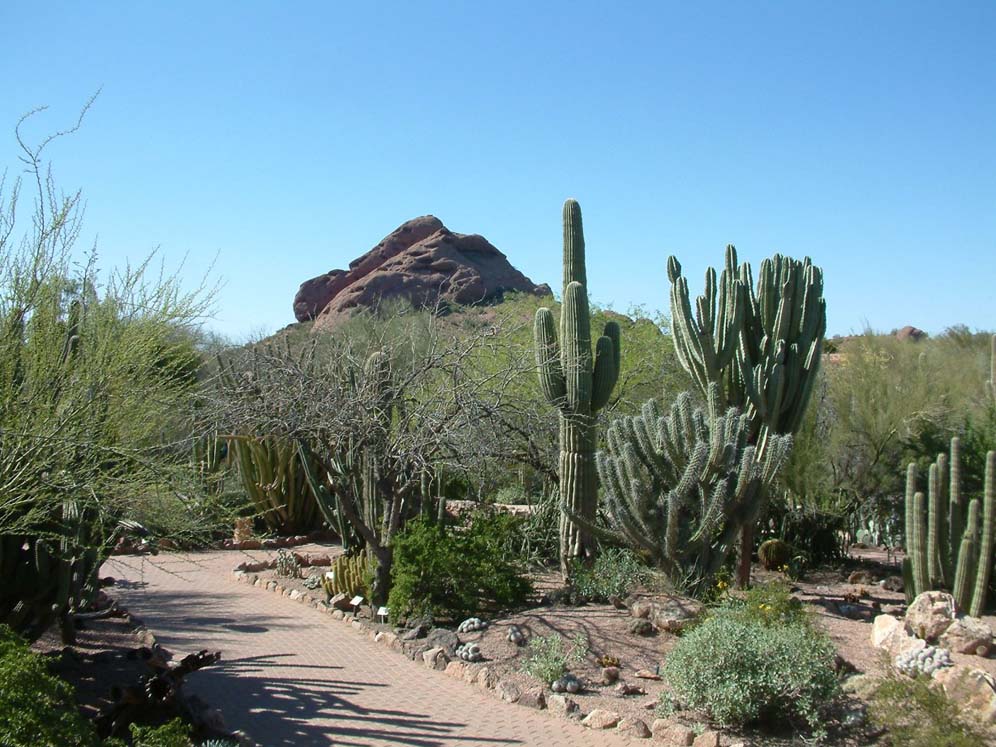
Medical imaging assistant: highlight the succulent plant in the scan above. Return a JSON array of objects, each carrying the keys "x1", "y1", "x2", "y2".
[
  {"x1": 894, "y1": 644, "x2": 953, "y2": 677},
  {"x1": 274, "y1": 549, "x2": 300, "y2": 579},
  {"x1": 457, "y1": 617, "x2": 487, "y2": 633},
  {"x1": 758, "y1": 538, "x2": 793, "y2": 570},
  {"x1": 533, "y1": 199, "x2": 620, "y2": 573},
  {"x1": 320, "y1": 553, "x2": 368, "y2": 598},
  {"x1": 904, "y1": 438, "x2": 996, "y2": 616},
  {"x1": 592, "y1": 383, "x2": 791, "y2": 589}
]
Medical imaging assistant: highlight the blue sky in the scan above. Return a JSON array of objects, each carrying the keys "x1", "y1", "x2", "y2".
[{"x1": 2, "y1": 2, "x2": 993, "y2": 340}]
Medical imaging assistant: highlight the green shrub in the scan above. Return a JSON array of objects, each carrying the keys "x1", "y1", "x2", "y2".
[
  {"x1": 868, "y1": 672, "x2": 989, "y2": 747},
  {"x1": 388, "y1": 513, "x2": 532, "y2": 622},
  {"x1": 0, "y1": 625, "x2": 101, "y2": 747},
  {"x1": 129, "y1": 718, "x2": 192, "y2": 747},
  {"x1": 569, "y1": 547, "x2": 649, "y2": 602},
  {"x1": 722, "y1": 580, "x2": 809, "y2": 628},
  {"x1": 661, "y1": 612, "x2": 839, "y2": 737},
  {"x1": 520, "y1": 632, "x2": 588, "y2": 685}
]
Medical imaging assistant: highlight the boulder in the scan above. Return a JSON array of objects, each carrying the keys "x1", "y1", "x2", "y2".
[
  {"x1": 933, "y1": 664, "x2": 996, "y2": 723},
  {"x1": 517, "y1": 687, "x2": 547, "y2": 710},
  {"x1": 581, "y1": 709, "x2": 620, "y2": 729},
  {"x1": 547, "y1": 693, "x2": 580, "y2": 717},
  {"x1": 693, "y1": 732, "x2": 721, "y2": 747},
  {"x1": 328, "y1": 593, "x2": 352, "y2": 611},
  {"x1": 616, "y1": 717, "x2": 651, "y2": 738},
  {"x1": 906, "y1": 591, "x2": 957, "y2": 641},
  {"x1": 896, "y1": 325, "x2": 927, "y2": 342},
  {"x1": 651, "y1": 720, "x2": 694, "y2": 745},
  {"x1": 626, "y1": 594, "x2": 704, "y2": 632},
  {"x1": 296, "y1": 216, "x2": 550, "y2": 327},
  {"x1": 421, "y1": 647, "x2": 448, "y2": 670},
  {"x1": 496, "y1": 680, "x2": 521, "y2": 703},
  {"x1": 939, "y1": 615, "x2": 993, "y2": 656},
  {"x1": 424, "y1": 627, "x2": 460, "y2": 656}
]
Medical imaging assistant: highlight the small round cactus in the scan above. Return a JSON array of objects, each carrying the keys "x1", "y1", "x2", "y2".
[
  {"x1": 456, "y1": 641, "x2": 483, "y2": 662},
  {"x1": 894, "y1": 644, "x2": 953, "y2": 677},
  {"x1": 457, "y1": 617, "x2": 487, "y2": 633},
  {"x1": 507, "y1": 624, "x2": 526, "y2": 646},
  {"x1": 551, "y1": 673, "x2": 582, "y2": 693}
]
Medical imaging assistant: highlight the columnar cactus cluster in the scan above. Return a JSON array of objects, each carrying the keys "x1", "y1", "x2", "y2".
[
  {"x1": 904, "y1": 437, "x2": 996, "y2": 617},
  {"x1": 321, "y1": 553, "x2": 368, "y2": 598},
  {"x1": 667, "y1": 246, "x2": 826, "y2": 583},
  {"x1": 594, "y1": 384, "x2": 792, "y2": 587},
  {"x1": 533, "y1": 199, "x2": 621, "y2": 572}
]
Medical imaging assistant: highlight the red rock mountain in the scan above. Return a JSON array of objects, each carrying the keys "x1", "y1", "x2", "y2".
[{"x1": 294, "y1": 216, "x2": 550, "y2": 329}]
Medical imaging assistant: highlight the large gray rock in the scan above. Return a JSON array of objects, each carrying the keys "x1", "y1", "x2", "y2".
[
  {"x1": 424, "y1": 627, "x2": 460, "y2": 656},
  {"x1": 905, "y1": 590, "x2": 957, "y2": 641},
  {"x1": 295, "y1": 216, "x2": 550, "y2": 327}
]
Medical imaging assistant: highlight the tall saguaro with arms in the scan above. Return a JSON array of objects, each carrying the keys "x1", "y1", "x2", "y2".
[{"x1": 534, "y1": 199, "x2": 621, "y2": 575}]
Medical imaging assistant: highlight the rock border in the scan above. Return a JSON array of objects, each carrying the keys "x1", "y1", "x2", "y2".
[{"x1": 230, "y1": 566, "x2": 722, "y2": 743}]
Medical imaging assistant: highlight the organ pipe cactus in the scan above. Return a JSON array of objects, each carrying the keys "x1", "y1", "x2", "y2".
[
  {"x1": 667, "y1": 246, "x2": 826, "y2": 584},
  {"x1": 321, "y1": 553, "x2": 369, "y2": 598},
  {"x1": 592, "y1": 383, "x2": 792, "y2": 589},
  {"x1": 534, "y1": 199, "x2": 620, "y2": 572},
  {"x1": 904, "y1": 437, "x2": 996, "y2": 616},
  {"x1": 227, "y1": 434, "x2": 320, "y2": 534}
]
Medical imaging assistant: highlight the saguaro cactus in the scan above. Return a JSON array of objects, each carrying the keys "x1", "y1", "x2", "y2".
[
  {"x1": 904, "y1": 437, "x2": 996, "y2": 616},
  {"x1": 534, "y1": 199, "x2": 620, "y2": 573},
  {"x1": 668, "y1": 246, "x2": 826, "y2": 585}
]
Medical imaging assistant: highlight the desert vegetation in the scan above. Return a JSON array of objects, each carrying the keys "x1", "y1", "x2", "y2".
[{"x1": 2, "y1": 112, "x2": 994, "y2": 747}]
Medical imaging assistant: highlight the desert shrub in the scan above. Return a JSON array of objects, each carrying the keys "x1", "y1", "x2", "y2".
[
  {"x1": 491, "y1": 491, "x2": 559, "y2": 567},
  {"x1": 520, "y1": 632, "x2": 588, "y2": 684},
  {"x1": 128, "y1": 719, "x2": 191, "y2": 747},
  {"x1": 661, "y1": 611, "x2": 839, "y2": 737},
  {"x1": 569, "y1": 547, "x2": 649, "y2": 603},
  {"x1": 722, "y1": 580, "x2": 809, "y2": 628},
  {"x1": 868, "y1": 672, "x2": 988, "y2": 747},
  {"x1": 0, "y1": 625, "x2": 101, "y2": 747},
  {"x1": 388, "y1": 513, "x2": 532, "y2": 622}
]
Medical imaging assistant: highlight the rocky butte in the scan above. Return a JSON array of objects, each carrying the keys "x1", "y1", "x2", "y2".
[{"x1": 294, "y1": 216, "x2": 550, "y2": 330}]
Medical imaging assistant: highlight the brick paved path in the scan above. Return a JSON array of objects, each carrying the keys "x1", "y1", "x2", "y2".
[{"x1": 105, "y1": 550, "x2": 638, "y2": 747}]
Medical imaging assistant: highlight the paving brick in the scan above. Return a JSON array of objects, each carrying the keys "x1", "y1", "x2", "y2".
[{"x1": 105, "y1": 549, "x2": 639, "y2": 746}]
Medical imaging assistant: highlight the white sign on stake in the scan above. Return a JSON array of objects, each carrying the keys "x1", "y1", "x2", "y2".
[
  {"x1": 377, "y1": 606, "x2": 389, "y2": 622},
  {"x1": 350, "y1": 595, "x2": 364, "y2": 608}
]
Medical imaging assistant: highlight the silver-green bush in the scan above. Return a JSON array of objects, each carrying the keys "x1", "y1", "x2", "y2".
[{"x1": 661, "y1": 613, "x2": 839, "y2": 737}]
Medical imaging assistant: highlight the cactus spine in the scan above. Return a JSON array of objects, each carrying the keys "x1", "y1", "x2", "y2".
[
  {"x1": 534, "y1": 199, "x2": 620, "y2": 573},
  {"x1": 904, "y1": 438, "x2": 996, "y2": 614}
]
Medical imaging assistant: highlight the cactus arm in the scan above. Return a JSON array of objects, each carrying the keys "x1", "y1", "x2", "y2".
[
  {"x1": 591, "y1": 334, "x2": 619, "y2": 412},
  {"x1": 969, "y1": 451, "x2": 996, "y2": 617},
  {"x1": 910, "y1": 491, "x2": 929, "y2": 597},
  {"x1": 927, "y1": 462, "x2": 942, "y2": 586},
  {"x1": 954, "y1": 499, "x2": 980, "y2": 611},
  {"x1": 534, "y1": 307, "x2": 567, "y2": 407}
]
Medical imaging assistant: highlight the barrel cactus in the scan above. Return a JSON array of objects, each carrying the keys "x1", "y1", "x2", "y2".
[
  {"x1": 534, "y1": 199, "x2": 621, "y2": 573},
  {"x1": 758, "y1": 538, "x2": 792, "y2": 571},
  {"x1": 904, "y1": 438, "x2": 996, "y2": 616}
]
